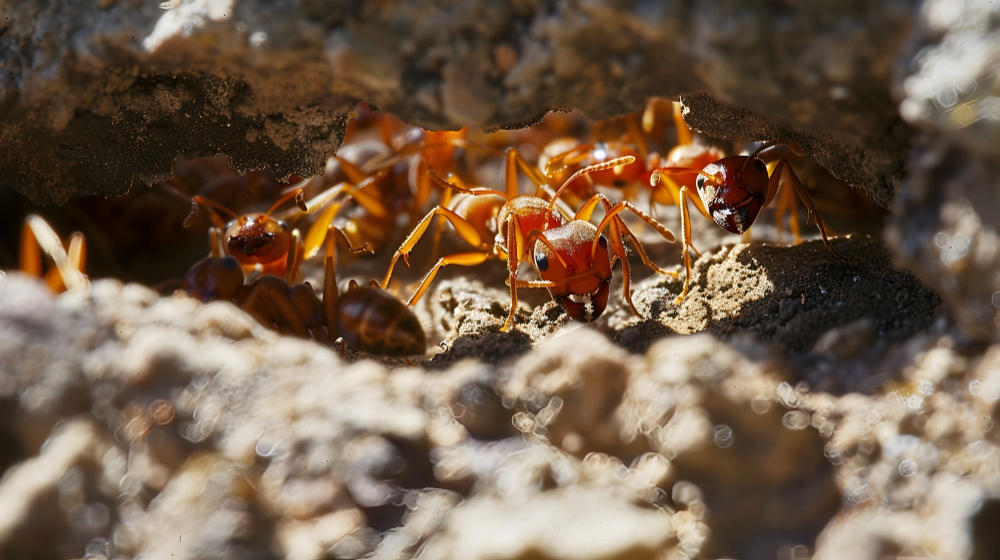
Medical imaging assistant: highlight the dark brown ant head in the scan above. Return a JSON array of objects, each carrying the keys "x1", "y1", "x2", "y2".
[
  {"x1": 531, "y1": 221, "x2": 613, "y2": 322},
  {"x1": 185, "y1": 188, "x2": 307, "y2": 269},
  {"x1": 182, "y1": 256, "x2": 244, "y2": 302},
  {"x1": 225, "y1": 216, "x2": 292, "y2": 267},
  {"x1": 697, "y1": 155, "x2": 768, "y2": 234}
]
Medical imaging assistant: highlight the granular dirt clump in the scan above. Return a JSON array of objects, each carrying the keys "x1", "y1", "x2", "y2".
[{"x1": 627, "y1": 237, "x2": 941, "y2": 353}]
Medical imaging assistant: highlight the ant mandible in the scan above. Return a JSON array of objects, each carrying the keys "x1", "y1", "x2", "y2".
[
  {"x1": 380, "y1": 149, "x2": 676, "y2": 331},
  {"x1": 651, "y1": 140, "x2": 844, "y2": 304},
  {"x1": 182, "y1": 227, "x2": 426, "y2": 358}
]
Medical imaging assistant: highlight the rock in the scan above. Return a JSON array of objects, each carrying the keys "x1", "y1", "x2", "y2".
[
  {"x1": 0, "y1": 269, "x2": 994, "y2": 560},
  {"x1": 416, "y1": 485, "x2": 677, "y2": 560},
  {"x1": 898, "y1": 0, "x2": 1000, "y2": 156},
  {"x1": 2, "y1": 0, "x2": 924, "y2": 204},
  {"x1": 883, "y1": 0, "x2": 1000, "y2": 342},
  {"x1": 885, "y1": 138, "x2": 1000, "y2": 341},
  {"x1": 680, "y1": 94, "x2": 908, "y2": 210},
  {"x1": 627, "y1": 237, "x2": 941, "y2": 353}
]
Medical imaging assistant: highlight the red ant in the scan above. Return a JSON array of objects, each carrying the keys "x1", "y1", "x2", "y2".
[
  {"x1": 182, "y1": 227, "x2": 426, "y2": 358},
  {"x1": 652, "y1": 140, "x2": 844, "y2": 304},
  {"x1": 380, "y1": 150, "x2": 677, "y2": 330},
  {"x1": 183, "y1": 171, "x2": 389, "y2": 281}
]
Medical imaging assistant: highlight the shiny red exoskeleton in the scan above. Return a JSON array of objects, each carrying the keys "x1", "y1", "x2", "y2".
[{"x1": 653, "y1": 140, "x2": 844, "y2": 303}]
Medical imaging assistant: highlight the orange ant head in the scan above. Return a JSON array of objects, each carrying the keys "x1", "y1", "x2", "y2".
[
  {"x1": 183, "y1": 256, "x2": 244, "y2": 302},
  {"x1": 531, "y1": 221, "x2": 613, "y2": 322},
  {"x1": 697, "y1": 155, "x2": 768, "y2": 234},
  {"x1": 224, "y1": 216, "x2": 293, "y2": 267}
]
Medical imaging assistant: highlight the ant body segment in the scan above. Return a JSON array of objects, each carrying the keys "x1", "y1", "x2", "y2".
[
  {"x1": 182, "y1": 228, "x2": 426, "y2": 358},
  {"x1": 380, "y1": 151, "x2": 677, "y2": 330}
]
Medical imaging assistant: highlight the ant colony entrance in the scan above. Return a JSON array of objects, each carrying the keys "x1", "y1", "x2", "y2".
[{"x1": 2, "y1": 100, "x2": 888, "y2": 361}]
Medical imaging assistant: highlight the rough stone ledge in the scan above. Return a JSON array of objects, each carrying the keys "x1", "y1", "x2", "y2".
[{"x1": 1, "y1": 0, "x2": 921, "y2": 204}]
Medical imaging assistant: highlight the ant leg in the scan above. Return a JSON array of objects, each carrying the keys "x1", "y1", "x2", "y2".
[
  {"x1": 574, "y1": 194, "x2": 660, "y2": 313},
  {"x1": 300, "y1": 177, "x2": 389, "y2": 259},
  {"x1": 540, "y1": 144, "x2": 594, "y2": 183},
  {"x1": 672, "y1": 186, "x2": 697, "y2": 304},
  {"x1": 766, "y1": 161, "x2": 800, "y2": 245},
  {"x1": 19, "y1": 219, "x2": 42, "y2": 277},
  {"x1": 405, "y1": 252, "x2": 492, "y2": 306},
  {"x1": 381, "y1": 206, "x2": 487, "y2": 289},
  {"x1": 672, "y1": 101, "x2": 692, "y2": 146},
  {"x1": 771, "y1": 160, "x2": 843, "y2": 259},
  {"x1": 362, "y1": 136, "x2": 501, "y2": 174},
  {"x1": 20, "y1": 216, "x2": 88, "y2": 291},
  {"x1": 323, "y1": 254, "x2": 340, "y2": 342},
  {"x1": 625, "y1": 114, "x2": 648, "y2": 160},
  {"x1": 507, "y1": 149, "x2": 549, "y2": 192},
  {"x1": 66, "y1": 233, "x2": 86, "y2": 275},
  {"x1": 289, "y1": 285, "x2": 328, "y2": 343},
  {"x1": 333, "y1": 155, "x2": 370, "y2": 186},
  {"x1": 413, "y1": 158, "x2": 432, "y2": 211},
  {"x1": 303, "y1": 202, "x2": 345, "y2": 259},
  {"x1": 510, "y1": 278, "x2": 562, "y2": 288},
  {"x1": 426, "y1": 171, "x2": 510, "y2": 199},
  {"x1": 208, "y1": 227, "x2": 225, "y2": 258},
  {"x1": 502, "y1": 217, "x2": 522, "y2": 332},
  {"x1": 430, "y1": 187, "x2": 454, "y2": 263},
  {"x1": 779, "y1": 177, "x2": 802, "y2": 244},
  {"x1": 242, "y1": 280, "x2": 310, "y2": 338},
  {"x1": 591, "y1": 201, "x2": 676, "y2": 247},
  {"x1": 285, "y1": 230, "x2": 302, "y2": 282},
  {"x1": 617, "y1": 237, "x2": 639, "y2": 315},
  {"x1": 505, "y1": 148, "x2": 520, "y2": 198}
]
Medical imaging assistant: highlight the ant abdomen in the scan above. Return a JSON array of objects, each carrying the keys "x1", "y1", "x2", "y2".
[{"x1": 335, "y1": 287, "x2": 426, "y2": 357}]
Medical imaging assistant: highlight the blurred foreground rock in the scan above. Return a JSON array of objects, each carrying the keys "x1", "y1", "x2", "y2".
[{"x1": 0, "y1": 229, "x2": 992, "y2": 560}]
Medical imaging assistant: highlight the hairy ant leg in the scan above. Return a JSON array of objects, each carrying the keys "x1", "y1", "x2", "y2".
[{"x1": 381, "y1": 206, "x2": 490, "y2": 290}]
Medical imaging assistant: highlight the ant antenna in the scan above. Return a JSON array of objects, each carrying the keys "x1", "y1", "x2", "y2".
[
  {"x1": 185, "y1": 196, "x2": 241, "y2": 228},
  {"x1": 263, "y1": 188, "x2": 307, "y2": 222},
  {"x1": 650, "y1": 168, "x2": 716, "y2": 187},
  {"x1": 738, "y1": 141, "x2": 780, "y2": 177},
  {"x1": 546, "y1": 155, "x2": 635, "y2": 215}
]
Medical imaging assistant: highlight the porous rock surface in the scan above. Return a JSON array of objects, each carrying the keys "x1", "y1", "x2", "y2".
[
  {"x1": 884, "y1": 0, "x2": 1000, "y2": 342},
  {"x1": 1, "y1": 232, "x2": 991, "y2": 560},
  {"x1": 2, "y1": 0, "x2": 920, "y2": 205}
]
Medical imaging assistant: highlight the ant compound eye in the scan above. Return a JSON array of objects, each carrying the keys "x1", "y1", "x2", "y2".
[
  {"x1": 696, "y1": 175, "x2": 706, "y2": 189},
  {"x1": 598, "y1": 235, "x2": 608, "y2": 248},
  {"x1": 534, "y1": 252, "x2": 549, "y2": 271}
]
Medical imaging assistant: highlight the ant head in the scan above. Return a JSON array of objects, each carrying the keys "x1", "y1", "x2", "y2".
[
  {"x1": 224, "y1": 216, "x2": 293, "y2": 267},
  {"x1": 182, "y1": 256, "x2": 244, "y2": 302},
  {"x1": 696, "y1": 155, "x2": 767, "y2": 234},
  {"x1": 531, "y1": 221, "x2": 612, "y2": 322}
]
